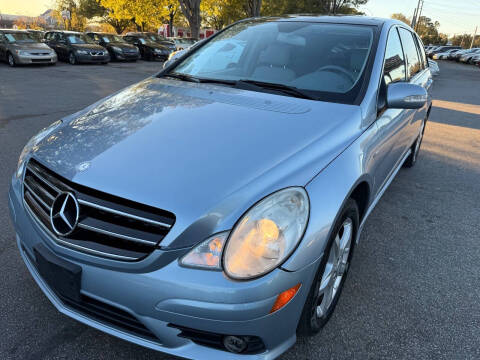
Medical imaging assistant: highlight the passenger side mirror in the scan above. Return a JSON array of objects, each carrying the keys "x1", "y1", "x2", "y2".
[{"x1": 386, "y1": 83, "x2": 427, "y2": 109}]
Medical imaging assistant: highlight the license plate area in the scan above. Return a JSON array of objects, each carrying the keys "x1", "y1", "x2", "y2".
[{"x1": 34, "y1": 243, "x2": 82, "y2": 302}]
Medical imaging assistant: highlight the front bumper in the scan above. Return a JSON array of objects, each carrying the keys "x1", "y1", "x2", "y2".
[
  {"x1": 76, "y1": 53, "x2": 110, "y2": 63},
  {"x1": 16, "y1": 53, "x2": 57, "y2": 65},
  {"x1": 152, "y1": 52, "x2": 170, "y2": 61},
  {"x1": 115, "y1": 52, "x2": 140, "y2": 61},
  {"x1": 8, "y1": 177, "x2": 317, "y2": 359}
]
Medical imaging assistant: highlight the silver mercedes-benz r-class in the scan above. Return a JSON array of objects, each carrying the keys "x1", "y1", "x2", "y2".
[{"x1": 9, "y1": 16, "x2": 432, "y2": 359}]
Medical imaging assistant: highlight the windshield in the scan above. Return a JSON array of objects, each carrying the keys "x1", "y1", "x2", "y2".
[
  {"x1": 28, "y1": 32, "x2": 44, "y2": 42},
  {"x1": 137, "y1": 37, "x2": 155, "y2": 45},
  {"x1": 169, "y1": 21, "x2": 374, "y2": 102},
  {"x1": 102, "y1": 34, "x2": 125, "y2": 43},
  {"x1": 5, "y1": 32, "x2": 36, "y2": 43},
  {"x1": 148, "y1": 34, "x2": 166, "y2": 42},
  {"x1": 67, "y1": 34, "x2": 94, "y2": 44}
]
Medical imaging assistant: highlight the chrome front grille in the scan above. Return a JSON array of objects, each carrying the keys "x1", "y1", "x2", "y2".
[{"x1": 23, "y1": 159, "x2": 175, "y2": 261}]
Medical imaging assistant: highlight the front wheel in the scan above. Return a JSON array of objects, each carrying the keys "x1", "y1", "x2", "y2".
[
  {"x1": 297, "y1": 199, "x2": 359, "y2": 336},
  {"x1": 7, "y1": 53, "x2": 16, "y2": 67},
  {"x1": 68, "y1": 52, "x2": 77, "y2": 65}
]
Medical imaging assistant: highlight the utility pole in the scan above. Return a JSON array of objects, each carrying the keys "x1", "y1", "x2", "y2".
[
  {"x1": 415, "y1": 0, "x2": 424, "y2": 32},
  {"x1": 411, "y1": 0, "x2": 422, "y2": 30},
  {"x1": 411, "y1": 7, "x2": 418, "y2": 29},
  {"x1": 470, "y1": 26, "x2": 478, "y2": 49}
]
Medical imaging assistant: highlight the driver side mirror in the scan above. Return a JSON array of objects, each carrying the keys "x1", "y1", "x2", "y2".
[{"x1": 387, "y1": 83, "x2": 427, "y2": 109}]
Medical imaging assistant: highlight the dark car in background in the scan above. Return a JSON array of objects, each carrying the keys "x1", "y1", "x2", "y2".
[
  {"x1": 85, "y1": 32, "x2": 140, "y2": 61},
  {"x1": 0, "y1": 29, "x2": 56, "y2": 66},
  {"x1": 141, "y1": 32, "x2": 176, "y2": 52},
  {"x1": 123, "y1": 33, "x2": 172, "y2": 61},
  {"x1": 45, "y1": 31, "x2": 110, "y2": 65}
]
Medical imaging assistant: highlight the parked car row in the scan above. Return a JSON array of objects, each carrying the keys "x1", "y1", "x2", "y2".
[
  {"x1": 425, "y1": 45, "x2": 480, "y2": 66},
  {"x1": 0, "y1": 28, "x2": 197, "y2": 67}
]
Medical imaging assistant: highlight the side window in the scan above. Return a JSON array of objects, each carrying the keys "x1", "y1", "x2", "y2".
[
  {"x1": 414, "y1": 34, "x2": 427, "y2": 69},
  {"x1": 383, "y1": 28, "x2": 406, "y2": 85},
  {"x1": 398, "y1": 28, "x2": 422, "y2": 79}
]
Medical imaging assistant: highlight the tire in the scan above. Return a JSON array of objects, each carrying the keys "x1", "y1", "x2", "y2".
[
  {"x1": 297, "y1": 199, "x2": 359, "y2": 336},
  {"x1": 7, "y1": 53, "x2": 16, "y2": 67},
  {"x1": 404, "y1": 119, "x2": 426, "y2": 168},
  {"x1": 68, "y1": 52, "x2": 77, "y2": 65}
]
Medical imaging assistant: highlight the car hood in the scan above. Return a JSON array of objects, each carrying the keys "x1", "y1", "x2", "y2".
[
  {"x1": 145, "y1": 43, "x2": 168, "y2": 50},
  {"x1": 71, "y1": 43, "x2": 105, "y2": 51},
  {"x1": 32, "y1": 77, "x2": 363, "y2": 249},
  {"x1": 10, "y1": 42, "x2": 51, "y2": 51},
  {"x1": 106, "y1": 42, "x2": 136, "y2": 50}
]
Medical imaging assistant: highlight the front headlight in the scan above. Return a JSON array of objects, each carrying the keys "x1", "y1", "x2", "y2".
[
  {"x1": 76, "y1": 49, "x2": 88, "y2": 55},
  {"x1": 112, "y1": 46, "x2": 122, "y2": 53},
  {"x1": 16, "y1": 50, "x2": 29, "y2": 56},
  {"x1": 16, "y1": 120, "x2": 62, "y2": 178},
  {"x1": 223, "y1": 187, "x2": 309, "y2": 280}
]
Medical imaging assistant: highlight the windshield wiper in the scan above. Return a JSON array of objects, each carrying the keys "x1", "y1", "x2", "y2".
[
  {"x1": 235, "y1": 80, "x2": 317, "y2": 100},
  {"x1": 164, "y1": 73, "x2": 201, "y2": 83},
  {"x1": 164, "y1": 73, "x2": 236, "y2": 86},
  {"x1": 163, "y1": 75, "x2": 316, "y2": 100}
]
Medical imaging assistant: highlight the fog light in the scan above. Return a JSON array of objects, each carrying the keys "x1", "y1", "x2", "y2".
[{"x1": 223, "y1": 335, "x2": 247, "y2": 353}]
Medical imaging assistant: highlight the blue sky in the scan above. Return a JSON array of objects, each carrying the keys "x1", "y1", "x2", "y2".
[{"x1": 362, "y1": 0, "x2": 480, "y2": 36}]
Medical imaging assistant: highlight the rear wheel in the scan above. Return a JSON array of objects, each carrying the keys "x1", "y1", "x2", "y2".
[
  {"x1": 7, "y1": 53, "x2": 16, "y2": 67},
  {"x1": 297, "y1": 199, "x2": 359, "y2": 336}
]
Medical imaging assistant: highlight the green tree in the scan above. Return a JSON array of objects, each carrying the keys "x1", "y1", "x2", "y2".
[
  {"x1": 391, "y1": 13, "x2": 410, "y2": 25},
  {"x1": 78, "y1": 0, "x2": 131, "y2": 34}
]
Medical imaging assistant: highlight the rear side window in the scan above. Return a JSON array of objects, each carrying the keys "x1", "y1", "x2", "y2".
[
  {"x1": 383, "y1": 28, "x2": 406, "y2": 85},
  {"x1": 414, "y1": 34, "x2": 427, "y2": 69},
  {"x1": 398, "y1": 28, "x2": 422, "y2": 79}
]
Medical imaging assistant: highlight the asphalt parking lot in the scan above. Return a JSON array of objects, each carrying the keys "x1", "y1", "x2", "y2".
[{"x1": 1, "y1": 60, "x2": 479, "y2": 360}]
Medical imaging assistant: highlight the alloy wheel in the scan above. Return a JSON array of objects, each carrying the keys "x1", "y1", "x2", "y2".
[
  {"x1": 315, "y1": 218, "x2": 353, "y2": 318},
  {"x1": 8, "y1": 54, "x2": 15, "y2": 67},
  {"x1": 69, "y1": 53, "x2": 76, "y2": 65}
]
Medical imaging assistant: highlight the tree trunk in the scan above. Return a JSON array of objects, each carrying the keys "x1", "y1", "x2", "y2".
[
  {"x1": 179, "y1": 0, "x2": 201, "y2": 39},
  {"x1": 168, "y1": 13, "x2": 174, "y2": 37},
  {"x1": 246, "y1": 0, "x2": 262, "y2": 17}
]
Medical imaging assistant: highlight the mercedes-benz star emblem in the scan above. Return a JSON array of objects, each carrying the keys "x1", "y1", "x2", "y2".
[{"x1": 50, "y1": 192, "x2": 79, "y2": 236}]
